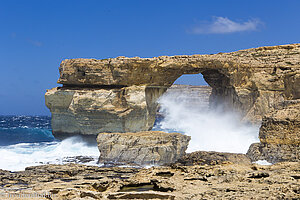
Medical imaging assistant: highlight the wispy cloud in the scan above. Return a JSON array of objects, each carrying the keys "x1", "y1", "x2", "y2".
[
  {"x1": 27, "y1": 39, "x2": 43, "y2": 47},
  {"x1": 190, "y1": 17, "x2": 262, "y2": 34},
  {"x1": 10, "y1": 32, "x2": 43, "y2": 47}
]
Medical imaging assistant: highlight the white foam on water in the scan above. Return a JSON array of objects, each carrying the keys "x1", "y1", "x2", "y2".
[
  {"x1": 0, "y1": 136, "x2": 99, "y2": 171},
  {"x1": 156, "y1": 91, "x2": 260, "y2": 154}
]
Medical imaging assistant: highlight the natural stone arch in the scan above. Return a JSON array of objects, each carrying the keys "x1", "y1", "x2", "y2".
[{"x1": 46, "y1": 44, "x2": 300, "y2": 137}]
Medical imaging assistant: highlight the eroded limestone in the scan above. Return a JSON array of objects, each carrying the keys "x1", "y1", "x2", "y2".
[
  {"x1": 1, "y1": 162, "x2": 300, "y2": 199},
  {"x1": 45, "y1": 86, "x2": 166, "y2": 138},
  {"x1": 46, "y1": 43, "x2": 300, "y2": 137},
  {"x1": 97, "y1": 131, "x2": 190, "y2": 165},
  {"x1": 247, "y1": 100, "x2": 300, "y2": 163}
]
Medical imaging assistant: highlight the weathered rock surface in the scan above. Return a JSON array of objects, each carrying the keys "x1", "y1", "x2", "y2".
[
  {"x1": 57, "y1": 44, "x2": 300, "y2": 120},
  {"x1": 97, "y1": 131, "x2": 190, "y2": 165},
  {"x1": 247, "y1": 100, "x2": 300, "y2": 163},
  {"x1": 176, "y1": 151, "x2": 251, "y2": 166},
  {"x1": 259, "y1": 100, "x2": 300, "y2": 145},
  {"x1": 46, "y1": 43, "x2": 300, "y2": 137},
  {"x1": 247, "y1": 143, "x2": 300, "y2": 163},
  {"x1": 1, "y1": 162, "x2": 300, "y2": 199},
  {"x1": 45, "y1": 86, "x2": 166, "y2": 138}
]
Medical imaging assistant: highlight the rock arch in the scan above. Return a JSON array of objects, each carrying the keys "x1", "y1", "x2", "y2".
[{"x1": 46, "y1": 44, "x2": 300, "y2": 138}]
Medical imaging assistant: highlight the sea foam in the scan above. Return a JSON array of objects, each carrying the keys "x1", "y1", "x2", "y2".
[
  {"x1": 0, "y1": 136, "x2": 99, "y2": 171},
  {"x1": 154, "y1": 90, "x2": 259, "y2": 154}
]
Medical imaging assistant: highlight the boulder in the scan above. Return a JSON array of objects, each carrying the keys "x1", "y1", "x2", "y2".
[{"x1": 97, "y1": 131, "x2": 191, "y2": 165}]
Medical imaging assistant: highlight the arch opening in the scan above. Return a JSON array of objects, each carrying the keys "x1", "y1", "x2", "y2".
[
  {"x1": 201, "y1": 69, "x2": 239, "y2": 112},
  {"x1": 153, "y1": 71, "x2": 259, "y2": 154}
]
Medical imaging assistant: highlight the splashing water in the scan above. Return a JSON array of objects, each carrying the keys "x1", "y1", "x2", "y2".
[
  {"x1": 154, "y1": 90, "x2": 259, "y2": 153},
  {"x1": 0, "y1": 116, "x2": 99, "y2": 171},
  {"x1": 0, "y1": 136, "x2": 100, "y2": 171},
  {"x1": 0, "y1": 136, "x2": 99, "y2": 171}
]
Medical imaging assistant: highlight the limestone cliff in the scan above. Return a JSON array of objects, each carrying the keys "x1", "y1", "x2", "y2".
[
  {"x1": 45, "y1": 86, "x2": 165, "y2": 138},
  {"x1": 247, "y1": 100, "x2": 300, "y2": 163},
  {"x1": 46, "y1": 43, "x2": 300, "y2": 137}
]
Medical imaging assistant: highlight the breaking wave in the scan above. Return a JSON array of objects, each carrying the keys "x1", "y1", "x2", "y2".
[
  {"x1": 0, "y1": 136, "x2": 99, "y2": 171},
  {"x1": 153, "y1": 91, "x2": 260, "y2": 153},
  {"x1": 0, "y1": 116, "x2": 99, "y2": 171}
]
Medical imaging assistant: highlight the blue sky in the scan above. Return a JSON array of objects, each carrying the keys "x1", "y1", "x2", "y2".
[{"x1": 0, "y1": 0, "x2": 299, "y2": 115}]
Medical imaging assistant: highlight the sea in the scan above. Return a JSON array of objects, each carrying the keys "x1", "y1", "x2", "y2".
[
  {"x1": 0, "y1": 115, "x2": 100, "y2": 171},
  {"x1": 0, "y1": 89, "x2": 263, "y2": 171}
]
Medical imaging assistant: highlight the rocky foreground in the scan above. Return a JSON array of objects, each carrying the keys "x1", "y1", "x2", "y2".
[
  {"x1": 0, "y1": 161, "x2": 299, "y2": 199},
  {"x1": 37, "y1": 43, "x2": 300, "y2": 199}
]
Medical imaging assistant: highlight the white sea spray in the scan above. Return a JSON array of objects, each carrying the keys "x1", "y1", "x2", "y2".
[
  {"x1": 0, "y1": 136, "x2": 99, "y2": 171},
  {"x1": 155, "y1": 91, "x2": 260, "y2": 154}
]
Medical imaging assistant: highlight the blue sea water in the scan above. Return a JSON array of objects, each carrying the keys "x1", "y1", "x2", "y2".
[
  {"x1": 0, "y1": 100, "x2": 261, "y2": 171},
  {"x1": 0, "y1": 116, "x2": 99, "y2": 171},
  {"x1": 0, "y1": 116, "x2": 54, "y2": 146}
]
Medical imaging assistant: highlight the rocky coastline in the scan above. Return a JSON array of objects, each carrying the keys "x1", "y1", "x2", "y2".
[
  {"x1": 1, "y1": 44, "x2": 299, "y2": 199},
  {"x1": 0, "y1": 162, "x2": 299, "y2": 199},
  {"x1": 46, "y1": 43, "x2": 300, "y2": 164}
]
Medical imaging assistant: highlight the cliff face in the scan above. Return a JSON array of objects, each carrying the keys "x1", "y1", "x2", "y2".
[
  {"x1": 247, "y1": 100, "x2": 300, "y2": 163},
  {"x1": 46, "y1": 43, "x2": 300, "y2": 137},
  {"x1": 45, "y1": 86, "x2": 165, "y2": 138},
  {"x1": 259, "y1": 100, "x2": 300, "y2": 145}
]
